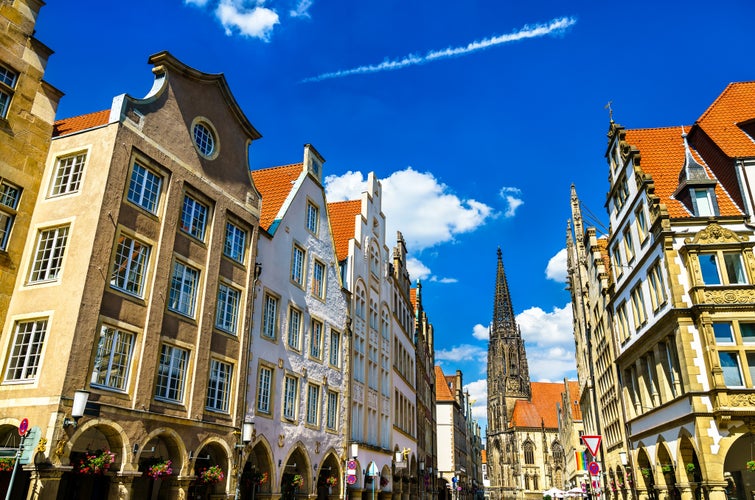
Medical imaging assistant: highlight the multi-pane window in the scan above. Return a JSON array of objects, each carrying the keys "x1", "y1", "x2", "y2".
[
  {"x1": 193, "y1": 122, "x2": 216, "y2": 157},
  {"x1": 180, "y1": 195, "x2": 209, "y2": 240},
  {"x1": 291, "y1": 245, "x2": 305, "y2": 285},
  {"x1": 306, "y1": 202, "x2": 319, "y2": 233},
  {"x1": 168, "y1": 261, "x2": 199, "y2": 317},
  {"x1": 611, "y1": 243, "x2": 623, "y2": 279},
  {"x1": 283, "y1": 375, "x2": 298, "y2": 420},
  {"x1": 29, "y1": 226, "x2": 69, "y2": 283},
  {"x1": 306, "y1": 383, "x2": 320, "y2": 425},
  {"x1": 698, "y1": 251, "x2": 747, "y2": 285},
  {"x1": 712, "y1": 321, "x2": 755, "y2": 387},
  {"x1": 329, "y1": 329, "x2": 340, "y2": 367},
  {"x1": 523, "y1": 442, "x2": 535, "y2": 465},
  {"x1": 0, "y1": 64, "x2": 18, "y2": 118},
  {"x1": 635, "y1": 207, "x2": 648, "y2": 243},
  {"x1": 257, "y1": 365, "x2": 273, "y2": 414},
  {"x1": 310, "y1": 319, "x2": 323, "y2": 359},
  {"x1": 91, "y1": 326, "x2": 135, "y2": 391},
  {"x1": 215, "y1": 283, "x2": 240, "y2": 334},
  {"x1": 288, "y1": 308, "x2": 302, "y2": 350},
  {"x1": 630, "y1": 284, "x2": 647, "y2": 328},
  {"x1": 0, "y1": 180, "x2": 20, "y2": 251},
  {"x1": 206, "y1": 359, "x2": 232, "y2": 413},
  {"x1": 127, "y1": 162, "x2": 162, "y2": 214},
  {"x1": 224, "y1": 221, "x2": 246, "y2": 263},
  {"x1": 647, "y1": 261, "x2": 667, "y2": 312},
  {"x1": 623, "y1": 228, "x2": 634, "y2": 262},
  {"x1": 155, "y1": 344, "x2": 188, "y2": 402},
  {"x1": 110, "y1": 235, "x2": 150, "y2": 297},
  {"x1": 312, "y1": 260, "x2": 325, "y2": 299},
  {"x1": 326, "y1": 391, "x2": 338, "y2": 430},
  {"x1": 616, "y1": 301, "x2": 630, "y2": 341},
  {"x1": 50, "y1": 152, "x2": 87, "y2": 197},
  {"x1": 5, "y1": 319, "x2": 47, "y2": 382},
  {"x1": 262, "y1": 293, "x2": 278, "y2": 340}
]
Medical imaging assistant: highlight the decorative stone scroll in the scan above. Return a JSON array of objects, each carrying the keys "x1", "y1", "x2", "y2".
[
  {"x1": 727, "y1": 393, "x2": 755, "y2": 407},
  {"x1": 703, "y1": 289, "x2": 755, "y2": 304},
  {"x1": 684, "y1": 223, "x2": 748, "y2": 245}
]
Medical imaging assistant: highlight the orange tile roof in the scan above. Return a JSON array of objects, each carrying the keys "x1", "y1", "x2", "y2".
[
  {"x1": 510, "y1": 381, "x2": 572, "y2": 429},
  {"x1": 250, "y1": 164, "x2": 303, "y2": 231},
  {"x1": 566, "y1": 380, "x2": 582, "y2": 421},
  {"x1": 624, "y1": 126, "x2": 742, "y2": 218},
  {"x1": 481, "y1": 449, "x2": 487, "y2": 464},
  {"x1": 434, "y1": 366, "x2": 455, "y2": 402},
  {"x1": 410, "y1": 288, "x2": 417, "y2": 310},
  {"x1": 328, "y1": 200, "x2": 360, "y2": 261},
  {"x1": 53, "y1": 109, "x2": 110, "y2": 137},
  {"x1": 696, "y1": 81, "x2": 755, "y2": 158}
]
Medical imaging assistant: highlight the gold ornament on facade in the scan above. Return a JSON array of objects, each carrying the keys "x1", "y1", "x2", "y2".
[
  {"x1": 726, "y1": 393, "x2": 755, "y2": 407},
  {"x1": 36, "y1": 437, "x2": 47, "y2": 454},
  {"x1": 703, "y1": 289, "x2": 755, "y2": 304},
  {"x1": 685, "y1": 223, "x2": 747, "y2": 245},
  {"x1": 278, "y1": 434, "x2": 285, "y2": 447}
]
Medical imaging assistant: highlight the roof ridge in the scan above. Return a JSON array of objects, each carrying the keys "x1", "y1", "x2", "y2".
[
  {"x1": 696, "y1": 82, "x2": 755, "y2": 125},
  {"x1": 253, "y1": 162, "x2": 303, "y2": 173},
  {"x1": 54, "y1": 109, "x2": 109, "y2": 126}
]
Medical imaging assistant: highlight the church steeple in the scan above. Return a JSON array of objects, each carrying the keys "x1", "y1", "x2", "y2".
[{"x1": 492, "y1": 248, "x2": 517, "y2": 338}]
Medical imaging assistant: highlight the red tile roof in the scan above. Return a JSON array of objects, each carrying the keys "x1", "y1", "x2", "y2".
[
  {"x1": 328, "y1": 200, "x2": 360, "y2": 261},
  {"x1": 481, "y1": 449, "x2": 487, "y2": 464},
  {"x1": 696, "y1": 81, "x2": 755, "y2": 158},
  {"x1": 250, "y1": 164, "x2": 303, "y2": 231},
  {"x1": 53, "y1": 110, "x2": 110, "y2": 137},
  {"x1": 410, "y1": 288, "x2": 417, "y2": 310},
  {"x1": 566, "y1": 380, "x2": 582, "y2": 421},
  {"x1": 624, "y1": 126, "x2": 742, "y2": 218},
  {"x1": 434, "y1": 366, "x2": 455, "y2": 402},
  {"x1": 510, "y1": 381, "x2": 573, "y2": 429}
]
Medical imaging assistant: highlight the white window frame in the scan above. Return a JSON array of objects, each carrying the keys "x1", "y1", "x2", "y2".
[
  {"x1": 110, "y1": 234, "x2": 150, "y2": 297},
  {"x1": 0, "y1": 64, "x2": 18, "y2": 118},
  {"x1": 206, "y1": 359, "x2": 232, "y2": 413},
  {"x1": 224, "y1": 221, "x2": 247, "y2": 263},
  {"x1": 0, "y1": 180, "x2": 21, "y2": 251},
  {"x1": 4, "y1": 319, "x2": 47, "y2": 383},
  {"x1": 155, "y1": 344, "x2": 189, "y2": 403},
  {"x1": 261, "y1": 293, "x2": 279, "y2": 340},
  {"x1": 215, "y1": 283, "x2": 240, "y2": 334},
  {"x1": 90, "y1": 325, "x2": 135, "y2": 391},
  {"x1": 310, "y1": 319, "x2": 323, "y2": 360},
  {"x1": 329, "y1": 329, "x2": 340, "y2": 368},
  {"x1": 257, "y1": 365, "x2": 273, "y2": 414},
  {"x1": 291, "y1": 244, "x2": 305, "y2": 286},
  {"x1": 326, "y1": 390, "x2": 338, "y2": 430},
  {"x1": 647, "y1": 261, "x2": 667, "y2": 312},
  {"x1": 127, "y1": 162, "x2": 162, "y2": 214},
  {"x1": 50, "y1": 152, "x2": 87, "y2": 197},
  {"x1": 180, "y1": 194, "x2": 209, "y2": 241},
  {"x1": 312, "y1": 259, "x2": 326, "y2": 299},
  {"x1": 29, "y1": 226, "x2": 69, "y2": 283},
  {"x1": 168, "y1": 260, "x2": 199, "y2": 317},
  {"x1": 288, "y1": 307, "x2": 302, "y2": 351},
  {"x1": 698, "y1": 251, "x2": 748, "y2": 285},
  {"x1": 283, "y1": 374, "x2": 298, "y2": 421},
  {"x1": 306, "y1": 383, "x2": 320, "y2": 426},
  {"x1": 306, "y1": 201, "x2": 319, "y2": 234}
]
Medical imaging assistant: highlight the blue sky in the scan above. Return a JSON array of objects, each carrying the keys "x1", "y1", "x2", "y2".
[{"x1": 36, "y1": 1, "x2": 755, "y2": 432}]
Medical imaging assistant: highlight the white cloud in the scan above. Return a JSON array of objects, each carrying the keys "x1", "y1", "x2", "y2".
[
  {"x1": 407, "y1": 257, "x2": 431, "y2": 281},
  {"x1": 546, "y1": 248, "x2": 568, "y2": 282},
  {"x1": 435, "y1": 344, "x2": 487, "y2": 365},
  {"x1": 289, "y1": 0, "x2": 313, "y2": 18},
  {"x1": 472, "y1": 323, "x2": 489, "y2": 340},
  {"x1": 216, "y1": 0, "x2": 279, "y2": 40},
  {"x1": 464, "y1": 379, "x2": 488, "y2": 420},
  {"x1": 500, "y1": 186, "x2": 524, "y2": 217},
  {"x1": 515, "y1": 303, "x2": 576, "y2": 381},
  {"x1": 303, "y1": 16, "x2": 577, "y2": 82}
]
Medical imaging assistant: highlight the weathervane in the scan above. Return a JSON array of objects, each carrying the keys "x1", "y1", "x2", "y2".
[{"x1": 605, "y1": 100, "x2": 614, "y2": 123}]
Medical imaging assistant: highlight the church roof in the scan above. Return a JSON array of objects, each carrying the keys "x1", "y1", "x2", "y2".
[
  {"x1": 328, "y1": 200, "x2": 360, "y2": 261},
  {"x1": 510, "y1": 381, "x2": 578, "y2": 429},
  {"x1": 250, "y1": 163, "x2": 302, "y2": 231},
  {"x1": 434, "y1": 366, "x2": 455, "y2": 402}
]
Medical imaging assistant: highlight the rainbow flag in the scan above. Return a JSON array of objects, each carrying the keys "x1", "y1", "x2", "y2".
[{"x1": 576, "y1": 451, "x2": 587, "y2": 470}]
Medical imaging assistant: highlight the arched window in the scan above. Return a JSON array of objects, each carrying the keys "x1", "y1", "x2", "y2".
[{"x1": 524, "y1": 441, "x2": 535, "y2": 465}]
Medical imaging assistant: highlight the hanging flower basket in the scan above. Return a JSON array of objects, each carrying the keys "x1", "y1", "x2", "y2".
[
  {"x1": 661, "y1": 464, "x2": 673, "y2": 474},
  {"x1": 0, "y1": 458, "x2": 14, "y2": 472},
  {"x1": 76, "y1": 449, "x2": 116, "y2": 475},
  {"x1": 380, "y1": 476, "x2": 389, "y2": 488},
  {"x1": 200, "y1": 465, "x2": 225, "y2": 485},
  {"x1": 290, "y1": 474, "x2": 304, "y2": 488},
  {"x1": 326, "y1": 476, "x2": 338, "y2": 487},
  {"x1": 686, "y1": 463, "x2": 696, "y2": 474},
  {"x1": 148, "y1": 460, "x2": 173, "y2": 479},
  {"x1": 640, "y1": 468, "x2": 651, "y2": 478},
  {"x1": 747, "y1": 460, "x2": 755, "y2": 471},
  {"x1": 252, "y1": 471, "x2": 268, "y2": 485}
]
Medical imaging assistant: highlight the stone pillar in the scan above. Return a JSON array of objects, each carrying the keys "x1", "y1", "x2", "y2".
[
  {"x1": 379, "y1": 491, "x2": 393, "y2": 500},
  {"x1": 349, "y1": 488, "x2": 364, "y2": 500},
  {"x1": 169, "y1": 475, "x2": 195, "y2": 500},
  {"x1": 634, "y1": 485, "x2": 649, "y2": 500},
  {"x1": 25, "y1": 465, "x2": 72, "y2": 500},
  {"x1": 109, "y1": 471, "x2": 141, "y2": 499},
  {"x1": 704, "y1": 482, "x2": 727, "y2": 500},
  {"x1": 676, "y1": 483, "x2": 693, "y2": 500}
]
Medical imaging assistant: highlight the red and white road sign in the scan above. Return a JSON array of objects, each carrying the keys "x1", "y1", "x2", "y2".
[
  {"x1": 588, "y1": 461, "x2": 600, "y2": 476},
  {"x1": 582, "y1": 435, "x2": 602, "y2": 456}
]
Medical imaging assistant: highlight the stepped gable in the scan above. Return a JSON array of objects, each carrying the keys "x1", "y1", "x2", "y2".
[
  {"x1": 327, "y1": 199, "x2": 360, "y2": 261},
  {"x1": 53, "y1": 109, "x2": 109, "y2": 137},
  {"x1": 624, "y1": 126, "x2": 742, "y2": 218},
  {"x1": 250, "y1": 163, "x2": 302, "y2": 231}
]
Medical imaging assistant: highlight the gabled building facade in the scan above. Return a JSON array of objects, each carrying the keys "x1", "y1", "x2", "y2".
[
  {"x1": 248, "y1": 145, "x2": 350, "y2": 499},
  {"x1": 0, "y1": 51, "x2": 261, "y2": 499}
]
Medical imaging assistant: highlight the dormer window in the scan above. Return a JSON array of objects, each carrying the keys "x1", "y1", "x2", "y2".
[
  {"x1": 692, "y1": 188, "x2": 716, "y2": 216},
  {"x1": 673, "y1": 130, "x2": 719, "y2": 216}
]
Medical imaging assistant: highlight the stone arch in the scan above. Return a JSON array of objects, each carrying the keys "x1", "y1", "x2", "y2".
[
  {"x1": 636, "y1": 447, "x2": 656, "y2": 491},
  {"x1": 138, "y1": 426, "x2": 188, "y2": 475},
  {"x1": 239, "y1": 434, "x2": 275, "y2": 497},
  {"x1": 62, "y1": 418, "x2": 128, "y2": 471},
  {"x1": 188, "y1": 438, "x2": 232, "y2": 498},
  {"x1": 280, "y1": 444, "x2": 311, "y2": 499},
  {"x1": 379, "y1": 464, "x2": 392, "y2": 492},
  {"x1": 677, "y1": 430, "x2": 703, "y2": 483},
  {"x1": 723, "y1": 432, "x2": 755, "y2": 490},
  {"x1": 314, "y1": 450, "x2": 342, "y2": 500}
]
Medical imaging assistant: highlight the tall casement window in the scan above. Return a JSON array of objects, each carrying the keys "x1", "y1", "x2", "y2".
[
  {"x1": 698, "y1": 251, "x2": 747, "y2": 285},
  {"x1": 329, "y1": 329, "x2": 340, "y2": 368},
  {"x1": 50, "y1": 152, "x2": 87, "y2": 197},
  {"x1": 168, "y1": 261, "x2": 199, "y2": 317},
  {"x1": 127, "y1": 162, "x2": 162, "y2": 214},
  {"x1": 635, "y1": 206, "x2": 648, "y2": 243},
  {"x1": 110, "y1": 234, "x2": 150, "y2": 297},
  {"x1": 611, "y1": 243, "x2": 623, "y2": 280},
  {"x1": 224, "y1": 221, "x2": 246, "y2": 263},
  {"x1": 206, "y1": 359, "x2": 232, "y2": 413},
  {"x1": 630, "y1": 284, "x2": 648, "y2": 328},
  {"x1": 91, "y1": 325, "x2": 135, "y2": 391},
  {"x1": 256, "y1": 365, "x2": 273, "y2": 414},
  {"x1": 692, "y1": 188, "x2": 717, "y2": 216},
  {"x1": 647, "y1": 261, "x2": 667, "y2": 312},
  {"x1": 29, "y1": 226, "x2": 69, "y2": 283},
  {"x1": 287, "y1": 307, "x2": 302, "y2": 351},
  {"x1": 261, "y1": 293, "x2": 279, "y2": 340},
  {"x1": 306, "y1": 383, "x2": 320, "y2": 426},
  {"x1": 616, "y1": 301, "x2": 630, "y2": 341},
  {"x1": 623, "y1": 228, "x2": 634, "y2": 262},
  {"x1": 180, "y1": 194, "x2": 209, "y2": 240},
  {"x1": 523, "y1": 442, "x2": 535, "y2": 465},
  {"x1": 310, "y1": 319, "x2": 323, "y2": 359},
  {"x1": 0, "y1": 64, "x2": 18, "y2": 118},
  {"x1": 282, "y1": 374, "x2": 298, "y2": 420},
  {"x1": 155, "y1": 344, "x2": 189, "y2": 403},
  {"x1": 326, "y1": 391, "x2": 338, "y2": 430},
  {"x1": 312, "y1": 260, "x2": 326, "y2": 299},
  {"x1": 0, "y1": 180, "x2": 21, "y2": 251},
  {"x1": 714, "y1": 321, "x2": 755, "y2": 388},
  {"x1": 306, "y1": 201, "x2": 319, "y2": 234},
  {"x1": 291, "y1": 244, "x2": 305, "y2": 285},
  {"x1": 5, "y1": 319, "x2": 47, "y2": 382},
  {"x1": 215, "y1": 283, "x2": 240, "y2": 334}
]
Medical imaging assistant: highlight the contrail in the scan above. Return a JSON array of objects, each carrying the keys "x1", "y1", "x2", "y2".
[{"x1": 302, "y1": 16, "x2": 577, "y2": 83}]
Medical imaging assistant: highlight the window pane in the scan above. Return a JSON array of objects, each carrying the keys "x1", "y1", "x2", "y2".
[
  {"x1": 155, "y1": 345, "x2": 188, "y2": 401},
  {"x1": 310, "y1": 320, "x2": 322, "y2": 358},
  {"x1": 224, "y1": 222, "x2": 246, "y2": 262},
  {"x1": 110, "y1": 235, "x2": 150, "y2": 296},
  {"x1": 698, "y1": 253, "x2": 720, "y2": 284},
  {"x1": 288, "y1": 309, "x2": 301, "y2": 350},
  {"x1": 741, "y1": 323, "x2": 755, "y2": 344},
  {"x1": 723, "y1": 253, "x2": 747, "y2": 284},
  {"x1": 257, "y1": 367, "x2": 272, "y2": 413},
  {"x1": 51, "y1": 153, "x2": 86, "y2": 196},
  {"x1": 206, "y1": 360, "x2": 232, "y2": 412},
  {"x1": 262, "y1": 294, "x2": 278, "y2": 339},
  {"x1": 719, "y1": 352, "x2": 743, "y2": 386},
  {"x1": 91, "y1": 326, "x2": 134, "y2": 391},
  {"x1": 215, "y1": 284, "x2": 240, "y2": 334},
  {"x1": 127, "y1": 163, "x2": 161, "y2": 213},
  {"x1": 291, "y1": 246, "x2": 304, "y2": 284},
  {"x1": 694, "y1": 189, "x2": 714, "y2": 216},
  {"x1": 168, "y1": 262, "x2": 199, "y2": 317},
  {"x1": 713, "y1": 323, "x2": 734, "y2": 343},
  {"x1": 307, "y1": 203, "x2": 318, "y2": 233},
  {"x1": 180, "y1": 195, "x2": 208, "y2": 240},
  {"x1": 5, "y1": 320, "x2": 47, "y2": 382},
  {"x1": 29, "y1": 226, "x2": 69, "y2": 282}
]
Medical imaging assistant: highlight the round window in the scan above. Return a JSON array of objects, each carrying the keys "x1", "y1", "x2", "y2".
[{"x1": 193, "y1": 122, "x2": 216, "y2": 158}]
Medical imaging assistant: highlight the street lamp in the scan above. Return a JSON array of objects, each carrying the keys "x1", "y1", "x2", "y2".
[
  {"x1": 63, "y1": 389, "x2": 90, "y2": 428},
  {"x1": 234, "y1": 419, "x2": 255, "y2": 500},
  {"x1": 420, "y1": 460, "x2": 425, "y2": 500}
]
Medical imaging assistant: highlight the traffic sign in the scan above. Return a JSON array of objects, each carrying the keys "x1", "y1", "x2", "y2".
[
  {"x1": 588, "y1": 461, "x2": 600, "y2": 476},
  {"x1": 582, "y1": 435, "x2": 602, "y2": 457},
  {"x1": 347, "y1": 475, "x2": 357, "y2": 485},
  {"x1": 18, "y1": 418, "x2": 28, "y2": 436},
  {"x1": 347, "y1": 460, "x2": 357, "y2": 470}
]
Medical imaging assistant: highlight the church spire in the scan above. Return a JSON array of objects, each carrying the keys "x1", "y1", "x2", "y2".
[{"x1": 491, "y1": 248, "x2": 517, "y2": 338}]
